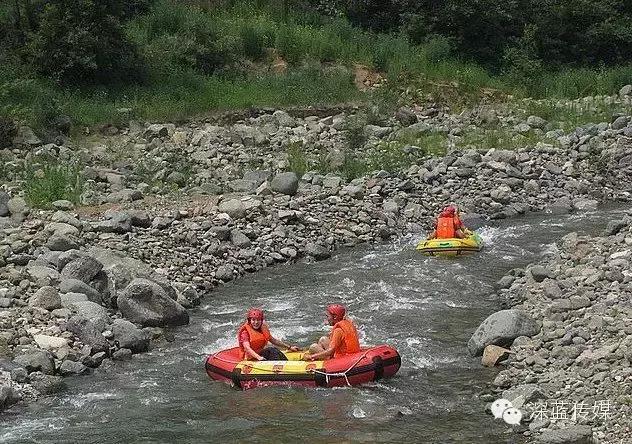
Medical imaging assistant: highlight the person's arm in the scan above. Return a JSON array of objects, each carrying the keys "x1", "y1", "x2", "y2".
[
  {"x1": 243, "y1": 341, "x2": 265, "y2": 361},
  {"x1": 270, "y1": 336, "x2": 300, "y2": 352}
]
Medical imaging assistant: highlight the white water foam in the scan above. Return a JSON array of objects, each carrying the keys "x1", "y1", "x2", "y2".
[{"x1": 60, "y1": 392, "x2": 120, "y2": 408}]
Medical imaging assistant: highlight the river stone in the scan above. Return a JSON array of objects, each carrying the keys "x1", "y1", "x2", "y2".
[
  {"x1": 95, "y1": 211, "x2": 133, "y2": 233},
  {"x1": 215, "y1": 264, "x2": 235, "y2": 282},
  {"x1": 45, "y1": 233, "x2": 80, "y2": 251},
  {"x1": 542, "y1": 279, "x2": 563, "y2": 299},
  {"x1": 29, "y1": 286, "x2": 62, "y2": 310},
  {"x1": 112, "y1": 319, "x2": 150, "y2": 353},
  {"x1": 26, "y1": 264, "x2": 60, "y2": 283},
  {"x1": 572, "y1": 198, "x2": 598, "y2": 211},
  {"x1": 58, "y1": 360, "x2": 90, "y2": 376},
  {"x1": 0, "y1": 385, "x2": 20, "y2": 410},
  {"x1": 230, "y1": 229, "x2": 251, "y2": 248},
  {"x1": 530, "y1": 265, "x2": 552, "y2": 283},
  {"x1": 467, "y1": 309, "x2": 540, "y2": 356},
  {"x1": 33, "y1": 334, "x2": 68, "y2": 351},
  {"x1": 117, "y1": 278, "x2": 189, "y2": 327},
  {"x1": 481, "y1": 345, "x2": 511, "y2": 367},
  {"x1": 68, "y1": 301, "x2": 110, "y2": 328},
  {"x1": 395, "y1": 107, "x2": 417, "y2": 125},
  {"x1": 305, "y1": 243, "x2": 331, "y2": 260},
  {"x1": 60, "y1": 279, "x2": 102, "y2": 304},
  {"x1": 66, "y1": 315, "x2": 110, "y2": 354},
  {"x1": 501, "y1": 384, "x2": 544, "y2": 409},
  {"x1": 218, "y1": 199, "x2": 245, "y2": 219},
  {"x1": 61, "y1": 256, "x2": 103, "y2": 284},
  {"x1": 270, "y1": 172, "x2": 299, "y2": 196},
  {"x1": 87, "y1": 247, "x2": 176, "y2": 303},
  {"x1": 548, "y1": 197, "x2": 573, "y2": 214},
  {"x1": 603, "y1": 220, "x2": 627, "y2": 236},
  {"x1": 497, "y1": 275, "x2": 515, "y2": 289},
  {"x1": 7, "y1": 197, "x2": 28, "y2": 217},
  {"x1": 29, "y1": 372, "x2": 65, "y2": 395},
  {"x1": 112, "y1": 348, "x2": 133, "y2": 361},
  {"x1": 0, "y1": 191, "x2": 10, "y2": 217},
  {"x1": 535, "y1": 425, "x2": 593, "y2": 444},
  {"x1": 243, "y1": 170, "x2": 271, "y2": 187},
  {"x1": 13, "y1": 350, "x2": 55, "y2": 374}
]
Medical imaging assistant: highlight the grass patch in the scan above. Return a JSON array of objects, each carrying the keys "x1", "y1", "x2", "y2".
[
  {"x1": 518, "y1": 99, "x2": 632, "y2": 132},
  {"x1": 286, "y1": 141, "x2": 309, "y2": 178},
  {"x1": 455, "y1": 126, "x2": 555, "y2": 150},
  {"x1": 22, "y1": 158, "x2": 84, "y2": 208}
]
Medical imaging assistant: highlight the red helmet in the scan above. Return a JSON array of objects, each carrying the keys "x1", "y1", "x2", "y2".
[
  {"x1": 247, "y1": 308, "x2": 264, "y2": 320},
  {"x1": 327, "y1": 304, "x2": 346, "y2": 320}
]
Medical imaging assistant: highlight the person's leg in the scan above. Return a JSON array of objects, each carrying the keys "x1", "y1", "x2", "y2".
[
  {"x1": 260, "y1": 347, "x2": 288, "y2": 360},
  {"x1": 308, "y1": 336, "x2": 329, "y2": 354}
]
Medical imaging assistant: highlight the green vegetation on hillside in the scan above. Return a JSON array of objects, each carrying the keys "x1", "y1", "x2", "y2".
[{"x1": 0, "y1": 0, "x2": 631, "y2": 134}]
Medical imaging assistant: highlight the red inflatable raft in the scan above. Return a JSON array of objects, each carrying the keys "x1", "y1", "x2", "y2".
[{"x1": 205, "y1": 345, "x2": 401, "y2": 390}]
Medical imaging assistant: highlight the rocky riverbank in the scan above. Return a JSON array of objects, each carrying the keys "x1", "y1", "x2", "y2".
[
  {"x1": 2, "y1": 87, "x2": 632, "y2": 415},
  {"x1": 469, "y1": 215, "x2": 632, "y2": 443}
]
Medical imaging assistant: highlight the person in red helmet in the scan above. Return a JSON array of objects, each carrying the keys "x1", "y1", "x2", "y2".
[
  {"x1": 428, "y1": 205, "x2": 466, "y2": 239},
  {"x1": 302, "y1": 304, "x2": 361, "y2": 361},
  {"x1": 238, "y1": 308, "x2": 300, "y2": 361}
]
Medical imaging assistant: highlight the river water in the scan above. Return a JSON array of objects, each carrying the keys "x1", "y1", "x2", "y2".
[{"x1": 1, "y1": 207, "x2": 628, "y2": 444}]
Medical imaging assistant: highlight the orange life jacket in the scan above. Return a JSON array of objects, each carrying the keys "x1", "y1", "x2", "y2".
[
  {"x1": 238, "y1": 322, "x2": 271, "y2": 360},
  {"x1": 329, "y1": 319, "x2": 361, "y2": 359},
  {"x1": 436, "y1": 216, "x2": 456, "y2": 238}
]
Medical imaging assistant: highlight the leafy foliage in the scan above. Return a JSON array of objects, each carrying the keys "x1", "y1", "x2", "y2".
[{"x1": 23, "y1": 1, "x2": 145, "y2": 85}]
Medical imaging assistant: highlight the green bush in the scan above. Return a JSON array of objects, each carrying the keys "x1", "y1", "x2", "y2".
[
  {"x1": 423, "y1": 35, "x2": 453, "y2": 63},
  {"x1": 503, "y1": 25, "x2": 543, "y2": 89},
  {"x1": 29, "y1": 0, "x2": 145, "y2": 85},
  {"x1": 275, "y1": 25, "x2": 302, "y2": 64},
  {"x1": 32, "y1": 92, "x2": 62, "y2": 131},
  {"x1": 23, "y1": 159, "x2": 84, "y2": 208},
  {"x1": 241, "y1": 25, "x2": 266, "y2": 60},
  {"x1": 0, "y1": 115, "x2": 17, "y2": 148}
]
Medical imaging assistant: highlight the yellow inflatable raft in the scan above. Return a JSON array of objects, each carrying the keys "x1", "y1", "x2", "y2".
[{"x1": 416, "y1": 231, "x2": 482, "y2": 256}]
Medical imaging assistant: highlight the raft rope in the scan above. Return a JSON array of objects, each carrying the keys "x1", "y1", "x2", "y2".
[
  {"x1": 311, "y1": 350, "x2": 371, "y2": 386},
  {"x1": 209, "y1": 349, "x2": 372, "y2": 387}
]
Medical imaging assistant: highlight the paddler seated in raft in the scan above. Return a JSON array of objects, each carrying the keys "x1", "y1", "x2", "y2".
[
  {"x1": 302, "y1": 304, "x2": 361, "y2": 361},
  {"x1": 428, "y1": 205, "x2": 466, "y2": 239},
  {"x1": 239, "y1": 308, "x2": 300, "y2": 361}
]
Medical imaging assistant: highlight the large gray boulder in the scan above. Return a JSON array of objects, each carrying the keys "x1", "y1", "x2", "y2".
[
  {"x1": 67, "y1": 301, "x2": 110, "y2": 331},
  {"x1": 305, "y1": 243, "x2": 331, "y2": 261},
  {"x1": 29, "y1": 286, "x2": 62, "y2": 310},
  {"x1": 86, "y1": 247, "x2": 176, "y2": 305},
  {"x1": 117, "y1": 278, "x2": 189, "y2": 327},
  {"x1": 467, "y1": 309, "x2": 540, "y2": 356},
  {"x1": 270, "y1": 172, "x2": 299, "y2": 196},
  {"x1": 13, "y1": 350, "x2": 55, "y2": 375},
  {"x1": 59, "y1": 278, "x2": 102, "y2": 304},
  {"x1": 58, "y1": 360, "x2": 90, "y2": 376},
  {"x1": 112, "y1": 319, "x2": 150, "y2": 353},
  {"x1": 0, "y1": 385, "x2": 20, "y2": 410},
  {"x1": 66, "y1": 315, "x2": 110, "y2": 354},
  {"x1": 61, "y1": 256, "x2": 103, "y2": 284},
  {"x1": 28, "y1": 372, "x2": 65, "y2": 395},
  {"x1": 45, "y1": 233, "x2": 81, "y2": 251}
]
